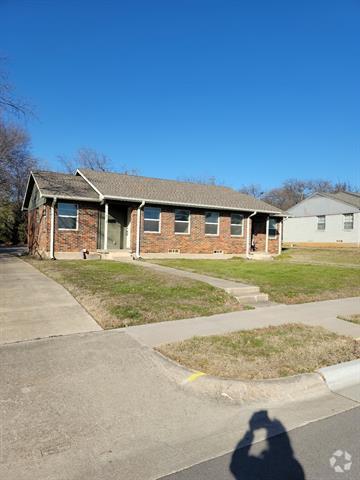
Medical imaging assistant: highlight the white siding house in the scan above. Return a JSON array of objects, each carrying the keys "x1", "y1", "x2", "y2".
[{"x1": 283, "y1": 192, "x2": 360, "y2": 247}]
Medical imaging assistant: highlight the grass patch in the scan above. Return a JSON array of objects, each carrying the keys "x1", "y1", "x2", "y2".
[
  {"x1": 157, "y1": 324, "x2": 360, "y2": 380},
  {"x1": 150, "y1": 258, "x2": 360, "y2": 304},
  {"x1": 338, "y1": 314, "x2": 360, "y2": 325},
  {"x1": 277, "y1": 247, "x2": 360, "y2": 266},
  {"x1": 25, "y1": 259, "x2": 241, "y2": 328}
]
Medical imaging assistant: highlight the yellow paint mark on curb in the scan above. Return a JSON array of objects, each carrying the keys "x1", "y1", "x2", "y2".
[{"x1": 183, "y1": 371, "x2": 206, "y2": 384}]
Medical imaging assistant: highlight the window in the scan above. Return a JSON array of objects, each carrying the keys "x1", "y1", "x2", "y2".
[
  {"x1": 344, "y1": 214, "x2": 354, "y2": 230},
  {"x1": 175, "y1": 209, "x2": 190, "y2": 234},
  {"x1": 269, "y1": 217, "x2": 278, "y2": 238},
  {"x1": 58, "y1": 202, "x2": 78, "y2": 230},
  {"x1": 144, "y1": 207, "x2": 161, "y2": 233},
  {"x1": 231, "y1": 213, "x2": 244, "y2": 236},
  {"x1": 317, "y1": 215, "x2": 326, "y2": 231},
  {"x1": 205, "y1": 211, "x2": 219, "y2": 235}
]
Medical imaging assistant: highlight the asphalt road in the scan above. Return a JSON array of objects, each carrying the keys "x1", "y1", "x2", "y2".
[{"x1": 160, "y1": 406, "x2": 360, "y2": 480}]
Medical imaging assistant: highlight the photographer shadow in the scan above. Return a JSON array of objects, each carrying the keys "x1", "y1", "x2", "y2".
[{"x1": 230, "y1": 410, "x2": 305, "y2": 479}]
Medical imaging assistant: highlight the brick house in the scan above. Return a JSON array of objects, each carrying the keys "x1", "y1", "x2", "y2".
[{"x1": 22, "y1": 169, "x2": 284, "y2": 259}]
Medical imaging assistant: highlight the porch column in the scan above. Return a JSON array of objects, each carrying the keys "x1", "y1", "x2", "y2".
[
  {"x1": 265, "y1": 216, "x2": 270, "y2": 253},
  {"x1": 104, "y1": 202, "x2": 109, "y2": 251},
  {"x1": 278, "y1": 219, "x2": 283, "y2": 255},
  {"x1": 50, "y1": 198, "x2": 56, "y2": 259}
]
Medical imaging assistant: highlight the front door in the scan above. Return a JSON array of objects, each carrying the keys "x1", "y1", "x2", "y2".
[
  {"x1": 251, "y1": 218, "x2": 266, "y2": 252},
  {"x1": 97, "y1": 206, "x2": 129, "y2": 250},
  {"x1": 107, "y1": 207, "x2": 126, "y2": 250}
]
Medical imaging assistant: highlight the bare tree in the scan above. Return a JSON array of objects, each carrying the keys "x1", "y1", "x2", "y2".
[
  {"x1": 238, "y1": 183, "x2": 264, "y2": 198},
  {"x1": 0, "y1": 59, "x2": 32, "y2": 119},
  {"x1": 261, "y1": 178, "x2": 359, "y2": 210},
  {"x1": 0, "y1": 121, "x2": 38, "y2": 243},
  {"x1": 58, "y1": 147, "x2": 138, "y2": 175}
]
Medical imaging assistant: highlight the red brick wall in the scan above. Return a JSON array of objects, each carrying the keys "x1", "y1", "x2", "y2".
[
  {"x1": 28, "y1": 201, "x2": 282, "y2": 256},
  {"x1": 54, "y1": 202, "x2": 99, "y2": 253},
  {"x1": 28, "y1": 204, "x2": 49, "y2": 257},
  {"x1": 130, "y1": 205, "x2": 282, "y2": 254}
]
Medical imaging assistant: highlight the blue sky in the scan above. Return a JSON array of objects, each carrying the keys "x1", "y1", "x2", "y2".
[{"x1": 2, "y1": 0, "x2": 360, "y2": 189}]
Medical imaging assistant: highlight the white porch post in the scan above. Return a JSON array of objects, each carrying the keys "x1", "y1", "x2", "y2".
[
  {"x1": 278, "y1": 219, "x2": 283, "y2": 255},
  {"x1": 246, "y1": 211, "x2": 257, "y2": 257},
  {"x1": 265, "y1": 216, "x2": 270, "y2": 253},
  {"x1": 50, "y1": 198, "x2": 56, "y2": 259},
  {"x1": 104, "y1": 202, "x2": 109, "y2": 251}
]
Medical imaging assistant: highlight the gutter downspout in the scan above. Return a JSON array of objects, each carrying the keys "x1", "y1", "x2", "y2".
[
  {"x1": 50, "y1": 197, "x2": 57, "y2": 259},
  {"x1": 246, "y1": 211, "x2": 257, "y2": 258},
  {"x1": 135, "y1": 200, "x2": 146, "y2": 259}
]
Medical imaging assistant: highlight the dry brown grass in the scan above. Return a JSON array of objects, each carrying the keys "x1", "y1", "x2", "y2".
[
  {"x1": 158, "y1": 324, "x2": 360, "y2": 380},
  {"x1": 337, "y1": 314, "x2": 360, "y2": 325}
]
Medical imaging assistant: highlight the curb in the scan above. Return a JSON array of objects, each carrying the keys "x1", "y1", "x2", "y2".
[
  {"x1": 318, "y1": 359, "x2": 360, "y2": 393},
  {"x1": 152, "y1": 349, "x2": 330, "y2": 405}
]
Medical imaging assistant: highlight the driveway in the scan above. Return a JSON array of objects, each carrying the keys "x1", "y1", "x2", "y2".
[{"x1": 0, "y1": 250, "x2": 101, "y2": 344}]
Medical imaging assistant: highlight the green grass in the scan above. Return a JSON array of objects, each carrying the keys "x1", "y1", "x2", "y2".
[
  {"x1": 277, "y1": 247, "x2": 360, "y2": 266},
  {"x1": 158, "y1": 324, "x2": 360, "y2": 380},
  {"x1": 149, "y1": 258, "x2": 360, "y2": 304},
  {"x1": 26, "y1": 259, "x2": 241, "y2": 328}
]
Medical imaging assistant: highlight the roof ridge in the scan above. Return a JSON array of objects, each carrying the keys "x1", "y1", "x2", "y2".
[{"x1": 78, "y1": 168, "x2": 235, "y2": 191}]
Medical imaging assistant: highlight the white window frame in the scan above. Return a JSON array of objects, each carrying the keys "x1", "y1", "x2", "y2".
[
  {"x1": 174, "y1": 209, "x2": 190, "y2": 235},
  {"x1": 317, "y1": 215, "x2": 326, "y2": 231},
  {"x1": 58, "y1": 202, "x2": 78, "y2": 231},
  {"x1": 268, "y1": 217, "x2": 278, "y2": 239},
  {"x1": 205, "y1": 211, "x2": 219, "y2": 236},
  {"x1": 143, "y1": 206, "x2": 161, "y2": 234},
  {"x1": 343, "y1": 213, "x2": 354, "y2": 230},
  {"x1": 230, "y1": 213, "x2": 244, "y2": 237}
]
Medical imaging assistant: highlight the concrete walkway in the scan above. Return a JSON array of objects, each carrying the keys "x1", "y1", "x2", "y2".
[
  {"x1": 0, "y1": 252, "x2": 101, "y2": 344},
  {"x1": 121, "y1": 258, "x2": 269, "y2": 303},
  {"x1": 126, "y1": 296, "x2": 360, "y2": 347}
]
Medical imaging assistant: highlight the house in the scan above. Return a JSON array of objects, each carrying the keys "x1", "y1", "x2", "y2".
[
  {"x1": 22, "y1": 169, "x2": 284, "y2": 259},
  {"x1": 283, "y1": 191, "x2": 360, "y2": 247}
]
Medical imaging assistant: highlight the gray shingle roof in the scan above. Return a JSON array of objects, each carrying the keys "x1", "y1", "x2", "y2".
[
  {"x1": 78, "y1": 169, "x2": 282, "y2": 213},
  {"x1": 33, "y1": 171, "x2": 100, "y2": 200},
  {"x1": 325, "y1": 191, "x2": 360, "y2": 209}
]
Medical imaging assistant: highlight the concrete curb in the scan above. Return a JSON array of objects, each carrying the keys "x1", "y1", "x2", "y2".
[
  {"x1": 152, "y1": 349, "x2": 330, "y2": 405},
  {"x1": 318, "y1": 359, "x2": 360, "y2": 392}
]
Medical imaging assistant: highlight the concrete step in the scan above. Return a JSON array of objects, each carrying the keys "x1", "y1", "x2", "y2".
[
  {"x1": 235, "y1": 293, "x2": 269, "y2": 304},
  {"x1": 224, "y1": 286, "x2": 260, "y2": 296},
  {"x1": 100, "y1": 250, "x2": 131, "y2": 260},
  {"x1": 248, "y1": 252, "x2": 274, "y2": 261}
]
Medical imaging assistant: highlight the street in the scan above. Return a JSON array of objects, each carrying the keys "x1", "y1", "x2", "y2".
[{"x1": 161, "y1": 406, "x2": 360, "y2": 480}]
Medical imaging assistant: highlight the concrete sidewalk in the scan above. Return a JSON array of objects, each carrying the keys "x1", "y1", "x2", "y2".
[
  {"x1": 0, "y1": 252, "x2": 101, "y2": 344},
  {"x1": 126, "y1": 296, "x2": 360, "y2": 347}
]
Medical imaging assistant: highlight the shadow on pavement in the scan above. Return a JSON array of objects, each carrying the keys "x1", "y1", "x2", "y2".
[{"x1": 230, "y1": 410, "x2": 305, "y2": 479}]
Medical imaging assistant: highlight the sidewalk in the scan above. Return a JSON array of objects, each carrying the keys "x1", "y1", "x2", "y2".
[{"x1": 126, "y1": 296, "x2": 360, "y2": 347}]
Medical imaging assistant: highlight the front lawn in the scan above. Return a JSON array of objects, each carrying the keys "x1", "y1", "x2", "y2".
[
  {"x1": 26, "y1": 259, "x2": 241, "y2": 328},
  {"x1": 278, "y1": 247, "x2": 360, "y2": 266},
  {"x1": 158, "y1": 324, "x2": 360, "y2": 380},
  {"x1": 150, "y1": 258, "x2": 360, "y2": 304}
]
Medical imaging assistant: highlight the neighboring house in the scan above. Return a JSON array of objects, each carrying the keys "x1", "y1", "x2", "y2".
[
  {"x1": 283, "y1": 191, "x2": 360, "y2": 247},
  {"x1": 22, "y1": 169, "x2": 284, "y2": 259}
]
